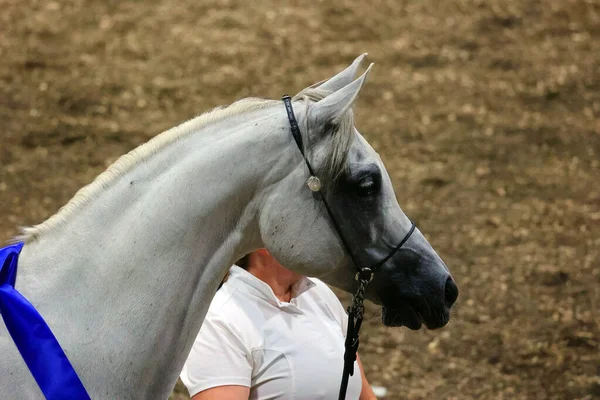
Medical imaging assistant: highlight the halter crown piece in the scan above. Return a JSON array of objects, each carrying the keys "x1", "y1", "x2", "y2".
[{"x1": 281, "y1": 95, "x2": 416, "y2": 399}]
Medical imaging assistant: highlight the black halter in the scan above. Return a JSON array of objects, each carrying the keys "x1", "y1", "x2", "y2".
[{"x1": 282, "y1": 95, "x2": 416, "y2": 399}]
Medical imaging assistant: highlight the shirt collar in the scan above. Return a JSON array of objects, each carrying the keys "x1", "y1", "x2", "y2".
[{"x1": 226, "y1": 265, "x2": 316, "y2": 308}]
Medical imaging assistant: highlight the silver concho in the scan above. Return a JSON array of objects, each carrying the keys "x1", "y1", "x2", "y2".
[{"x1": 306, "y1": 176, "x2": 322, "y2": 192}]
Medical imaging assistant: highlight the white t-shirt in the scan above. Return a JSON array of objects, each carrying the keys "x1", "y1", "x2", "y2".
[{"x1": 180, "y1": 266, "x2": 362, "y2": 399}]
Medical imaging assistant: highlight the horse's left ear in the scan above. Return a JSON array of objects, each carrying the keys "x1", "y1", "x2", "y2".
[
  {"x1": 315, "y1": 53, "x2": 368, "y2": 92},
  {"x1": 309, "y1": 63, "x2": 374, "y2": 127}
]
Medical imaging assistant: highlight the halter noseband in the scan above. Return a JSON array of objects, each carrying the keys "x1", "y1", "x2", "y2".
[{"x1": 282, "y1": 95, "x2": 416, "y2": 399}]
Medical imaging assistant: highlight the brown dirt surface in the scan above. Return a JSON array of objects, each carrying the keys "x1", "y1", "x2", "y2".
[{"x1": 1, "y1": 0, "x2": 599, "y2": 399}]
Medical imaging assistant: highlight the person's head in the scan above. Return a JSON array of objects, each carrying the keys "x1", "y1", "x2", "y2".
[
  {"x1": 223, "y1": 249, "x2": 301, "y2": 289},
  {"x1": 235, "y1": 249, "x2": 272, "y2": 270},
  {"x1": 237, "y1": 249, "x2": 298, "y2": 275}
]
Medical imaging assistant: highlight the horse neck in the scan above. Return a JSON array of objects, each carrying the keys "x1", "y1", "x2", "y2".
[{"x1": 14, "y1": 105, "x2": 296, "y2": 398}]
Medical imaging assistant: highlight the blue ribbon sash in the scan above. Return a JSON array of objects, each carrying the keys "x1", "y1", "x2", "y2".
[{"x1": 0, "y1": 242, "x2": 91, "y2": 400}]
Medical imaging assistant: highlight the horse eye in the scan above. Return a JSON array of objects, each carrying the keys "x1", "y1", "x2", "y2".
[{"x1": 356, "y1": 175, "x2": 379, "y2": 196}]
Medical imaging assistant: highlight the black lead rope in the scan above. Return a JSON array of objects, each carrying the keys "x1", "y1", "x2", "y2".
[{"x1": 282, "y1": 95, "x2": 416, "y2": 399}]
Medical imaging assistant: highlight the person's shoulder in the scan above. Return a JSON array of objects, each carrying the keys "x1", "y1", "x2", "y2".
[
  {"x1": 202, "y1": 285, "x2": 260, "y2": 344},
  {"x1": 309, "y1": 277, "x2": 341, "y2": 294},
  {"x1": 307, "y1": 277, "x2": 342, "y2": 305},
  {"x1": 308, "y1": 277, "x2": 333, "y2": 293},
  {"x1": 204, "y1": 285, "x2": 247, "y2": 326},
  {"x1": 207, "y1": 285, "x2": 236, "y2": 312},
  {"x1": 209, "y1": 282, "x2": 250, "y2": 310},
  {"x1": 207, "y1": 283, "x2": 267, "y2": 328}
]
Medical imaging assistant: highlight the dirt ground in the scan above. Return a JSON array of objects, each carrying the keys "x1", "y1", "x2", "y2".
[{"x1": 1, "y1": 0, "x2": 599, "y2": 399}]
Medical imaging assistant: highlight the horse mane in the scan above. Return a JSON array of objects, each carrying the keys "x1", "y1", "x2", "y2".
[
  {"x1": 15, "y1": 98, "x2": 275, "y2": 244},
  {"x1": 15, "y1": 89, "x2": 355, "y2": 244}
]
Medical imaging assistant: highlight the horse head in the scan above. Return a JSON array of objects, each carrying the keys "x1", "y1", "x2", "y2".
[{"x1": 259, "y1": 55, "x2": 458, "y2": 329}]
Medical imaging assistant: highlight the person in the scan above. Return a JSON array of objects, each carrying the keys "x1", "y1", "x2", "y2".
[{"x1": 180, "y1": 248, "x2": 377, "y2": 400}]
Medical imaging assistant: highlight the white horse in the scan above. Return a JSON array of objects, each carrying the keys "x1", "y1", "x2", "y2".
[{"x1": 0, "y1": 55, "x2": 457, "y2": 399}]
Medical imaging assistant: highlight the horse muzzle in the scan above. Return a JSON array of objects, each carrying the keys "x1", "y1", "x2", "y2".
[{"x1": 375, "y1": 245, "x2": 459, "y2": 330}]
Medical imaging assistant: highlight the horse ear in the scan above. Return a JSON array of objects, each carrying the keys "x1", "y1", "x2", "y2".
[
  {"x1": 315, "y1": 53, "x2": 368, "y2": 92},
  {"x1": 310, "y1": 63, "x2": 374, "y2": 125}
]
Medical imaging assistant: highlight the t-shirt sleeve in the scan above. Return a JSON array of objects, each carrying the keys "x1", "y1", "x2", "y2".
[{"x1": 180, "y1": 314, "x2": 252, "y2": 397}]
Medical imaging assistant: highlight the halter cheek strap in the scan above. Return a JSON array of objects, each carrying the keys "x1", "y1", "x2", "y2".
[
  {"x1": 283, "y1": 95, "x2": 365, "y2": 274},
  {"x1": 281, "y1": 95, "x2": 416, "y2": 400},
  {"x1": 282, "y1": 95, "x2": 415, "y2": 275}
]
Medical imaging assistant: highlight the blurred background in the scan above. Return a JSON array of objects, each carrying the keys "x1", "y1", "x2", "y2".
[{"x1": 1, "y1": 0, "x2": 599, "y2": 399}]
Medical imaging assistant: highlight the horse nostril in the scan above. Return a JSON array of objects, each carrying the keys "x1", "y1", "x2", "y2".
[{"x1": 444, "y1": 276, "x2": 459, "y2": 307}]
